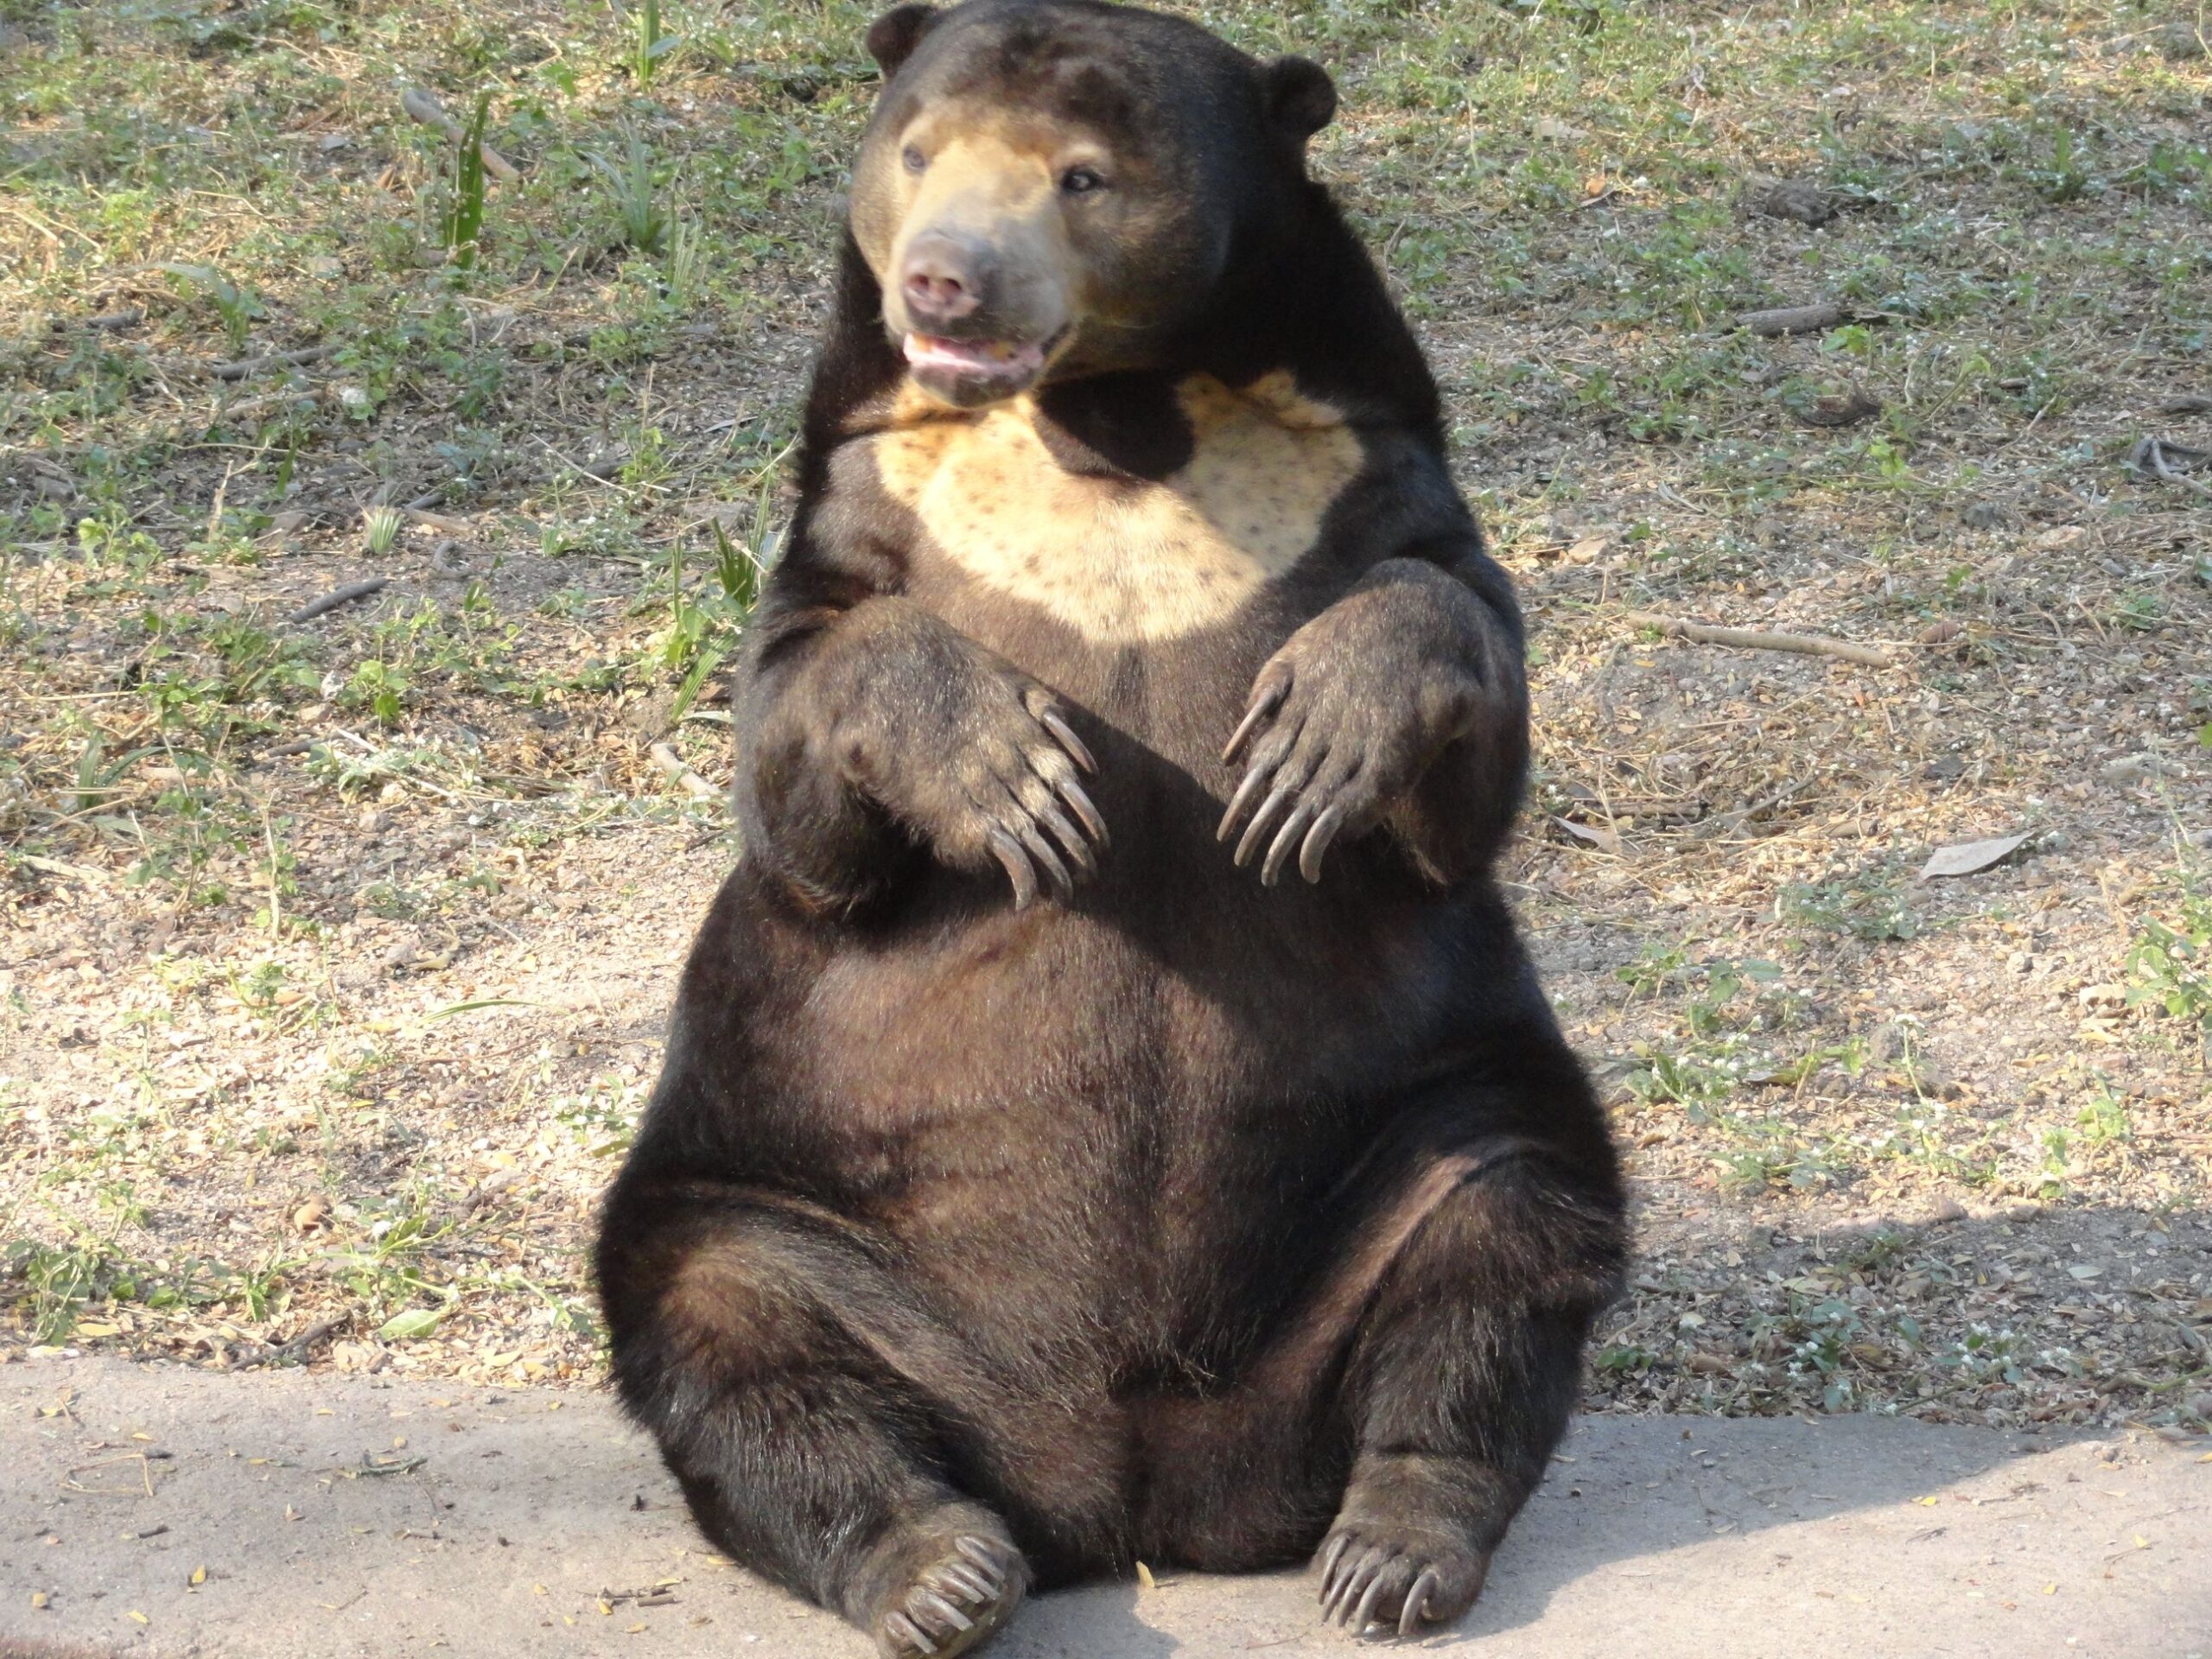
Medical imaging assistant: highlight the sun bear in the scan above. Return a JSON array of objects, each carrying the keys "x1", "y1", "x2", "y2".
[{"x1": 594, "y1": 2, "x2": 1627, "y2": 1652}]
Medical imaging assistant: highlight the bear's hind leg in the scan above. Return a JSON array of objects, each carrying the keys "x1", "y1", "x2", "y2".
[
  {"x1": 1317, "y1": 1133, "x2": 1624, "y2": 1637},
  {"x1": 596, "y1": 1186, "x2": 1031, "y2": 1658}
]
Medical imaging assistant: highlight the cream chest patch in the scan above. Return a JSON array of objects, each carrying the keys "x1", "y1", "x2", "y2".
[{"x1": 870, "y1": 372, "x2": 1363, "y2": 645}]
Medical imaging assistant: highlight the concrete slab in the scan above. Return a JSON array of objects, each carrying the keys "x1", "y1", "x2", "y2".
[{"x1": 2, "y1": 1358, "x2": 2205, "y2": 1658}]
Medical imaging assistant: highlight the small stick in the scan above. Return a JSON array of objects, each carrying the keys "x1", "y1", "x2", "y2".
[
  {"x1": 211, "y1": 343, "x2": 335, "y2": 380},
  {"x1": 401, "y1": 87, "x2": 518, "y2": 181},
  {"x1": 1741, "y1": 301, "x2": 1847, "y2": 337},
  {"x1": 648, "y1": 741, "x2": 721, "y2": 802},
  {"x1": 404, "y1": 506, "x2": 471, "y2": 535},
  {"x1": 14, "y1": 854, "x2": 112, "y2": 886},
  {"x1": 228, "y1": 1314, "x2": 347, "y2": 1370},
  {"x1": 1624, "y1": 610, "x2": 1896, "y2": 668},
  {"x1": 283, "y1": 577, "x2": 390, "y2": 625},
  {"x1": 219, "y1": 386, "x2": 321, "y2": 422},
  {"x1": 2135, "y1": 436, "x2": 2212, "y2": 500}
]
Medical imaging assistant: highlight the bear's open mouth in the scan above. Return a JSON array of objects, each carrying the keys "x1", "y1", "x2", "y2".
[{"x1": 903, "y1": 328, "x2": 1068, "y2": 401}]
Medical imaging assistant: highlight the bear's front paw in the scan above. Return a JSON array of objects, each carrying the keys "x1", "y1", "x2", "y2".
[
  {"x1": 1315, "y1": 1522, "x2": 1488, "y2": 1639},
  {"x1": 1217, "y1": 647, "x2": 1461, "y2": 887},
  {"x1": 854, "y1": 666, "x2": 1106, "y2": 910},
  {"x1": 957, "y1": 683, "x2": 1108, "y2": 909}
]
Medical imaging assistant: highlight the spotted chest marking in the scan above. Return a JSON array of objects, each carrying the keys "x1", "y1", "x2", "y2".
[{"x1": 869, "y1": 372, "x2": 1363, "y2": 645}]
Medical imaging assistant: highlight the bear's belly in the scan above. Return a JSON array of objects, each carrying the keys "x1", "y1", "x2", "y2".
[{"x1": 751, "y1": 868, "x2": 1451, "y2": 1348}]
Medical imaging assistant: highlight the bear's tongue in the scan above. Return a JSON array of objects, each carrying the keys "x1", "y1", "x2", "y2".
[{"x1": 903, "y1": 334, "x2": 1046, "y2": 379}]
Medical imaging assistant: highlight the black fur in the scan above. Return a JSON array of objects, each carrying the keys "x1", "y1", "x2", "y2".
[{"x1": 597, "y1": 3, "x2": 1626, "y2": 1651}]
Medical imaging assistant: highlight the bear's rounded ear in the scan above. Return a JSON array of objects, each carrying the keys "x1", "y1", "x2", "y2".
[
  {"x1": 866, "y1": 4, "x2": 939, "y2": 83},
  {"x1": 1262, "y1": 54, "x2": 1336, "y2": 142}
]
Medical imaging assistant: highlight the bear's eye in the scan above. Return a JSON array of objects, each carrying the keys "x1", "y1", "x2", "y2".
[
  {"x1": 1058, "y1": 165, "x2": 1107, "y2": 196},
  {"x1": 902, "y1": 144, "x2": 927, "y2": 175}
]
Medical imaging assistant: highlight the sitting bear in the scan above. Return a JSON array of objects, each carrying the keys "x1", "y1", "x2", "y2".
[{"x1": 594, "y1": 2, "x2": 1626, "y2": 1653}]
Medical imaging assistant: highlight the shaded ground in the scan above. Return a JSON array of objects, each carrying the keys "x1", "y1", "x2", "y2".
[
  {"x1": 3, "y1": 0, "x2": 2211, "y2": 1444},
  {"x1": 5, "y1": 1356, "x2": 2209, "y2": 1658}
]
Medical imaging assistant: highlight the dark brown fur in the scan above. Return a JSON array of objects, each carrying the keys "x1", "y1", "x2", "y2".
[{"x1": 596, "y1": 3, "x2": 1626, "y2": 1654}]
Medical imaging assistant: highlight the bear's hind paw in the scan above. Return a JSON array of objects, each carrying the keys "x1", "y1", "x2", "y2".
[{"x1": 872, "y1": 1529, "x2": 1027, "y2": 1658}]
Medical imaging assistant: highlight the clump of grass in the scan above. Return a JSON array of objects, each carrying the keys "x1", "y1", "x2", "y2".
[
  {"x1": 661, "y1": 466, "x2": 776, "y2": 721},
  {"x1": 664, "y1": 216, "x2": 706, "y2": 310},
  {"x1": 632, "y1": 0, "x2": 682, "y2": 86},
  {"x1": 596, "y1": 135, "x2": 669, "y2": 253},
  {"x1": 362, "y1": 504, "x2": 404, "y2": 556},
  {"x1": 2126, "y1": 868, "x2": 2212, "y2": 1064},
  {"x1": 158, "y1": 263, "x2": 264, "y2": 353},
  {"x1": 1779, "y1": 866, "x2": 1920, "y2": 942},
  {"x1": 442, "y1": 91, "x2": 492, "y2": 269}
]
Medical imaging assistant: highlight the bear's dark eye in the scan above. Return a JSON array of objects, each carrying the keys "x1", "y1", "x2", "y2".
[
  {"x1": 902, "y1": 144, "x2": 927, "y2": 174},
  {"x1": 1058, "y1": 165, "x2": 1106, "y2": 196}
]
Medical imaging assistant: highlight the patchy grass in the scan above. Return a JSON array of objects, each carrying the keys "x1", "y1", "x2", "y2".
[{"x1": 3, "y1": 0, "x2": 2209, "y2": 1430}]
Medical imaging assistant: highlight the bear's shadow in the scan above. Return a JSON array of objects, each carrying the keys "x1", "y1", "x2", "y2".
[{"x1": 977, "y1": 1404, "x2": 2032, "y2": 1652}]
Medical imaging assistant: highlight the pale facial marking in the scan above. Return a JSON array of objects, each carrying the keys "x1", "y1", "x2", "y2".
[
  {"x1": 872, "y1": 372, "x2": 1363, "y2": 644},
  {"x1": 874, "y1": 126, "x2": 1077, "y2": 349}
]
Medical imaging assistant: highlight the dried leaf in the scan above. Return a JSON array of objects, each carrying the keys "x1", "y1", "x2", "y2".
[
  {"x1": 1919, "y1": 833, "x2": 2030, "y2": 881},
  {"x1": 1554, "y1": 817, "x2": 1623, "y2": 856}
]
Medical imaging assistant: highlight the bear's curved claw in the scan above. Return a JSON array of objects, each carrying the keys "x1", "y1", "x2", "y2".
[
  {"x1": 1313, "y1": 1525, "x2": 1486, "y2": 1640},
  {"x1": 1222, "y1": 679, "x2": 1287, "y2": 765},
  {"x1": 1037, "y1": 706, "x2": 1096, "y2": 774},
  {"x1": 874, "y1": 1529, "x2": 1027, "y2": 1658},
  {"x1": 986, "y1": 828, "x2": 1039, "y2": 911},
  {"x1": 1399, "y1": 1567, "x2": 1442, "y2": 1638},
  {"x1": 957, "y1": 689, "x2": 1108, "y2": 909}
]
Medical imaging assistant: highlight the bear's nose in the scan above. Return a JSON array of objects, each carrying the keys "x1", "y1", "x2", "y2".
[{"x1": 900, "y1": 232, "x2": 991, "y2": 326}]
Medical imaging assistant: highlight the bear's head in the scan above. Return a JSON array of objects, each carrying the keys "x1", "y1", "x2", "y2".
[{"x1": 849, "y1": 0, "x2": 1336, "y2": 409}]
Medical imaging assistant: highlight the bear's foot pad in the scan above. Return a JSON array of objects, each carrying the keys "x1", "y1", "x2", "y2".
[
  {"x1": 873, "y1": 1530, "x2": 1027, "y2": 1659},
  {"x1": 1316, "y1": 1525, "x2": 1488, "y2": 1639}
]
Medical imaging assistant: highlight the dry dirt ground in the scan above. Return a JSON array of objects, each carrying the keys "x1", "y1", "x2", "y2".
[
  {"x1": 4, "y1": 1356, "x2": 2209, "y2": 1658},
  {"x1": 2, "y1": 0, "x2": 2210, "y2": 1569}
]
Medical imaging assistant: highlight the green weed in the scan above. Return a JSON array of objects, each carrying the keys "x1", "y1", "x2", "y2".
[
  {"x1": 443, "y1": 91, "x2": 492, "y2": 268},
  {"x1": 632, "y1": 0, "x2": 682, "y2": 86},
  {"x1": 158, "y1": 263, "x2": 264, "y2": 353},
  {"x1": 2126, "y1": 873, "x2": 2212, "y2": 1064},
  {"x1": 596, "y1": 134, "x2": 670, "y2": 254}
]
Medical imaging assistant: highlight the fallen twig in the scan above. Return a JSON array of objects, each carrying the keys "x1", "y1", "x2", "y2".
[
  {"x1": 339, "y1": 1453, "x2": 428, "y2": 1479},
  {"x1": 1689, "y1": 779, "x2": 1809, "y2": 842},
  {"x1": 404, "y1": 506, "x2": 471, "y2": 536},
  {"x1": 401, "y1": 87, "x2": 518, "y2": 181},
  {"x1": 11, "y1": 853, "x2": 113, "y2": 887},
  {"x1": 2127, "y1": 435, "x2": 2212, "y2": 500},
  {"x1": 219, "y1": 386, "x2": 321, "y2": 422},
  {"x1": 283, "y1": 577, "x2": 390, "y2": 625},
  {"x1": 1624, "y1": 610, "x2": 1896, "y2": 668},
  {"x1": 1741, "y1": 300, "x2": 1847, "y2": 337},
  {"x1": 228, "y1": 1314, "x2": 348, "y2": 1370},
  {"x1": 649, "y1": 741, "x2": 722, "y2": 802},
  {"x1": 211, "y1": 343, "x2": 334, "y2": 381}
]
